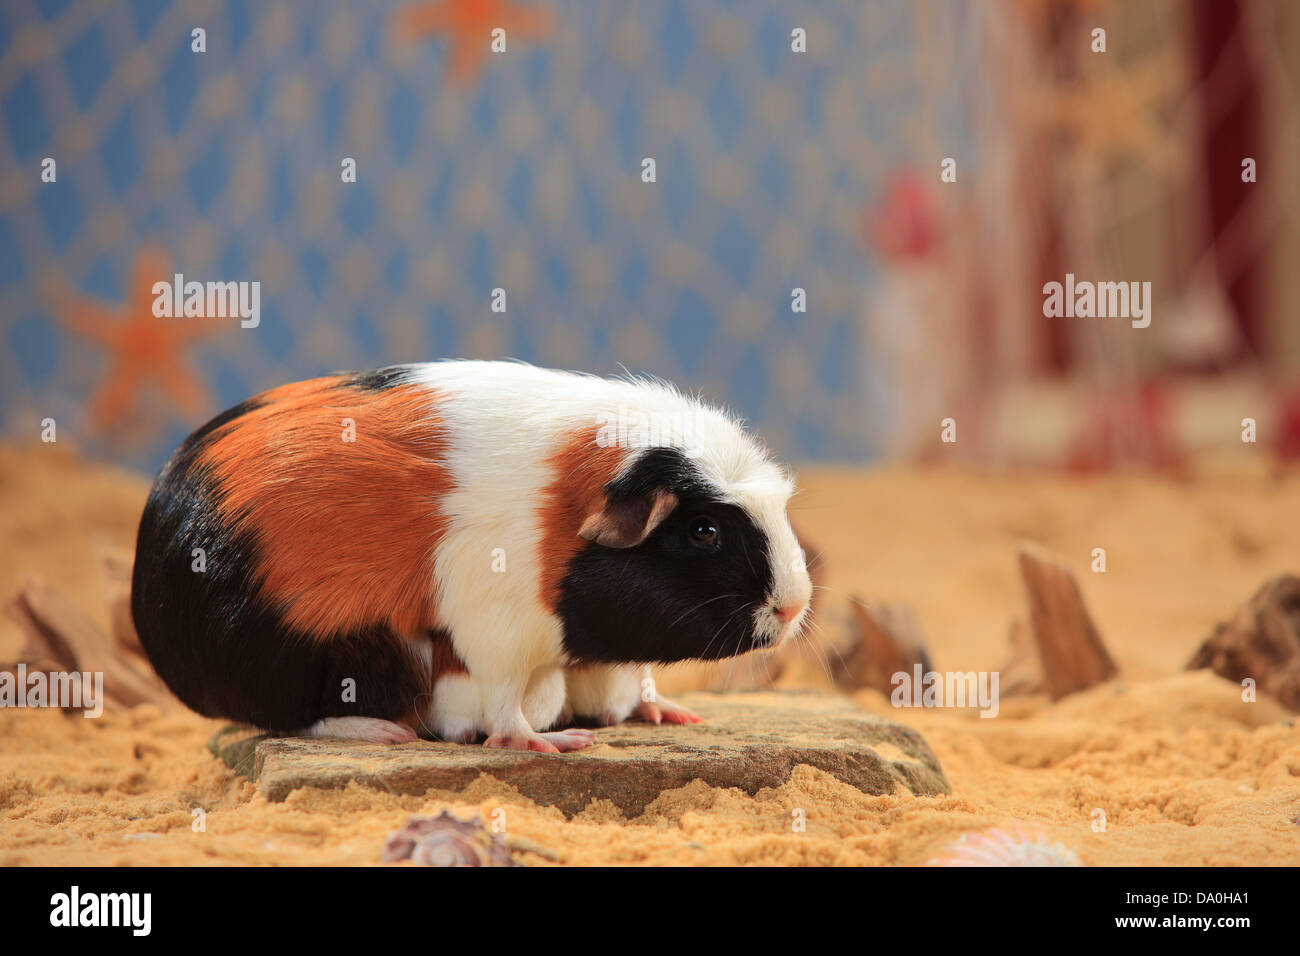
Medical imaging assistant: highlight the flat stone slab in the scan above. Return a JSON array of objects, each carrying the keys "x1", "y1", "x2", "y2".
[{"x1": 208, "y1": 691, "x2": 950, "y2": 817}]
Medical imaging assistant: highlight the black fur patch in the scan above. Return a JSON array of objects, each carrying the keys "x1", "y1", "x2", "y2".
[
  {"x1": 603, "y1": 446, "x2": 713, "y2": 503},
  {"x1": 177, "y1": 396, "x2": 264, "y2": 454},
  {"x1": 342, "y1": 365, "x2": 417, "y2": 391},
  {"x1": 130, "y1": 398, "x2": 431, "y2": 732},
  {"x1": 557, "y1": 448, "x2": 774, "y2": 664}
]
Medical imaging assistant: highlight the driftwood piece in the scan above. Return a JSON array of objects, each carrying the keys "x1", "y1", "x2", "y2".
[
  {"x1": 1187, "y1": 575, "x2": 1300, "y2": 712},
  {"x1": 1008, "y1": 545, "x2": 1117, "y2": 700},
  {"x1": 830, "y1": 599, "x2": 931, "y2": 695},
  {"x1": 3, "y1": 576, "x2": 173, "y2": 713}
]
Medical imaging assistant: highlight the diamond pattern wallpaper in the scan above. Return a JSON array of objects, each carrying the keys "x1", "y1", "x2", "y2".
[{"x1": 0, "y1": 0, "x2": 979, "y2": 471}]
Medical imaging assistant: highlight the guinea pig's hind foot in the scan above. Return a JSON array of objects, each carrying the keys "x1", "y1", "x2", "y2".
[
  {"x1": 633, "y1": 696, "x2": 702, "y2": 726},
  {"x1": 483, "y1": 727, "x2": 596, "y2": 753},
  {"x1": 304, "y1": 716, "x2": 418, "y2": 744}
]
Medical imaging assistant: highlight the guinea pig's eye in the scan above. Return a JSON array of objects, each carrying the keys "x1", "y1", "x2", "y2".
[{"x1": 688, "y1": 515, "x2": 719, "y2": 550}]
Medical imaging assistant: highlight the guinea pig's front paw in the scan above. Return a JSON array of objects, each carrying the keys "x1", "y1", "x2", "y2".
[
  {"x1": 483, "y1": 727, "x2": 597, "y2": 754},
  {"x1": 632, "y1": 696, "x2": 702, "y2": 726}
]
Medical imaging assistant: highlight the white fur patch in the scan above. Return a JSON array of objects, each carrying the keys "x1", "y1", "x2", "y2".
[
  {"x1": 427, "y1": 666, "x2": 568, "y2": 740},
  {"x1": 565, "y1": 664, "x2": 640, "y2": 724}
]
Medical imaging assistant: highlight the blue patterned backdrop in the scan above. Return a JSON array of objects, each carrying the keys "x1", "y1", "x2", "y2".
[{"x1": 0, "y1": 0, "x2": 977, "y2": 470}]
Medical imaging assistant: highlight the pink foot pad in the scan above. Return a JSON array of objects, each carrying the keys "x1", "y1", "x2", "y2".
[{"x1": 633, "y1": 698, "x2": 702, "y2": 725}]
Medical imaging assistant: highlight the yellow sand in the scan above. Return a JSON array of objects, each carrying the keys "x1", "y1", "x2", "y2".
[{"x1": 1, "y1": 445, "x2": 1298, "y2": 865}]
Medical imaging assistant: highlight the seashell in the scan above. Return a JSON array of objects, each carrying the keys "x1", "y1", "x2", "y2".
[
  {"x1": 926, "y1": 826, "x2": 1082, "y2": 867},
  {"x1": 382, "y1": 811, "x2": 520, "y2": 867}
]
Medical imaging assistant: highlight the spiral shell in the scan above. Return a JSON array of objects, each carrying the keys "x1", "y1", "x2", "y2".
[
  {"x1": 382, "y1": 812, "x2": 520, "y2": 867},
  {"x1": 926, "y1": 826, "x2": 1082, "y2": 867}
]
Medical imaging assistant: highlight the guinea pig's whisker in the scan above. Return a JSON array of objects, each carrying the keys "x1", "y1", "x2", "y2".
[
  {"x1": 722, "y1": 642, "x2": 739, "y2": 686},
  {"x1": 738, "y1": 538, "x2": 759, "y2": 578},
  {"x1": 665, "y1": 593, "x2": 741, "y2": 631},
  {"x1": 722, "y1": 609, "x2": 758, "y2": 684},
  {"x1": 807, "y1": 583, "x2": 847, "y2": 601},
  {"x1": 701, "y1": 604, "x2": 749, "y2": 662},
  {"x1": 804, "y1": 619, "x2": 849, "y2": 688},
  {"x1": 798, "y1": 626, "x2": 835, "y2": 687},
  {"x1": 412, "y1": 691, "x2": 439, "y2": 739},
  {"x1": 761, "y1": 646, "x2": 778, "y2": 688}
]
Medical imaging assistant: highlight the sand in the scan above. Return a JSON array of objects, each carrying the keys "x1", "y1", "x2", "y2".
[{"x1": 1, "y1": 444, "x2": 1298, "y2": 865}]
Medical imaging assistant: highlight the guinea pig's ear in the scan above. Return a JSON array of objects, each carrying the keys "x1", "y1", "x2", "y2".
[{"x1": 578, "y1": 489, "x2": 679, "y2": 549}]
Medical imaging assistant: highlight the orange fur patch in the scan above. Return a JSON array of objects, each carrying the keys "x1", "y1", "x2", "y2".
[
  {"x1": 537, "y1": 426, "x2": 628, "y2": 612},
  {"x1": 199, "y1": 376, "x2": 453, "y2": 638},
  {"x1": 428, "y1": 629, "x2": 467, "y2": 676}
]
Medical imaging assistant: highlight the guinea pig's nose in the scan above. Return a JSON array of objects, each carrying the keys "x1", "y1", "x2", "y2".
[{"x1": 774, "y1": 602, "x2": 808, "y2": 624}]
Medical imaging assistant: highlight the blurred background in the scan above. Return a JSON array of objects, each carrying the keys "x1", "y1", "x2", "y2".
[{"x1": 1, "y1": 0, "x2": 1299, "y2": 473}]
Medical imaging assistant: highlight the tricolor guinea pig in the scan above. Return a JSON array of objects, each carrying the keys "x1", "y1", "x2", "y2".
[{"x1": 130, "y1": 361, "x2": 813, "y2": 752}]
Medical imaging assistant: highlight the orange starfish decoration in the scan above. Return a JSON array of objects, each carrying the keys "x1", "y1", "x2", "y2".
[
  {"x1": 54, "y1": 247, "x2": 220, "y2": 434},
  {"x1": 393, "y1": 0, "x2": 553, "y2": 84},
  {"x1": 1026, "y1": 47, "x2": 1187, "y2": 182}
]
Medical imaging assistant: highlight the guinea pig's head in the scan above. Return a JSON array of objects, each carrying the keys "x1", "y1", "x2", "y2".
[{"x1": 557, "y1": 439, "x2": 813, "y2": 665}]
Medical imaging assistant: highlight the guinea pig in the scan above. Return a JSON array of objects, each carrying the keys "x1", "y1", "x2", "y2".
[{"x1": 130, "y1": 360, "x2": 812, "y2": 752}]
